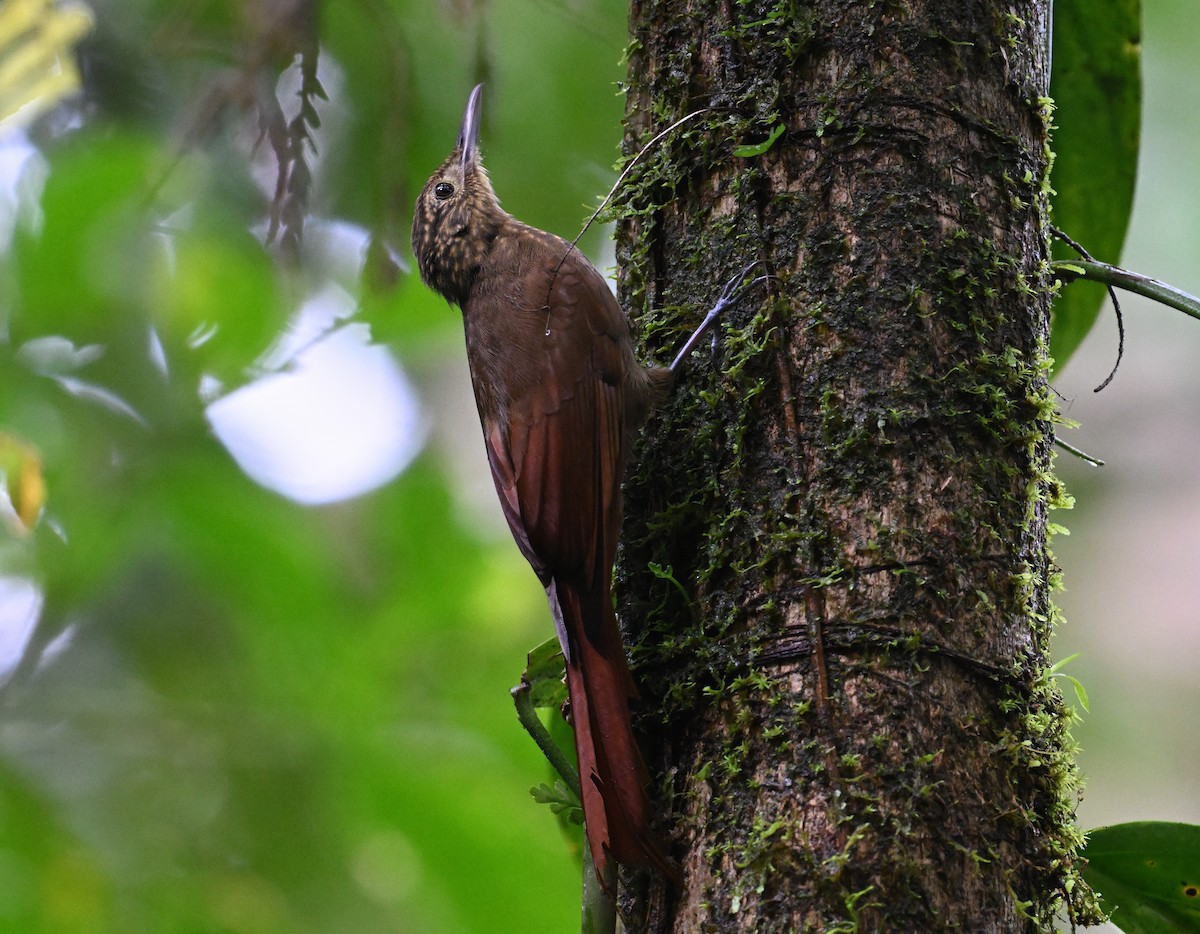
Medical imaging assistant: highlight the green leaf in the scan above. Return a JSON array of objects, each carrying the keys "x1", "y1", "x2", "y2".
[
  {"x1": 1082, "y1": 822, "x2": 1200, "y2": 933},
  {"x1": 522, "y1": 636, "x2": 568, "y2": 710},
  {"x1": 147, "y1": 221, "x2": 287, "y2": 386},
  {"x1": 1048, "y1": 0, "x2": 1141, "y2": 371},
  {"x1": 1047, "y1": 653, "x2": 1088, "y2": 709},
  {"x1": 531, "y1": 781, "x2": 583, "y2": 823},
  {"x1": 1046, "y1": 651, "x2": 1080, "y2": 675},
  {"x1": 733, "y1": 122, "x2": 784, "y2": 157},
  {"x1": 11, "y1": 132, "x2": 161, "y2": 343},
  {"x1": 1058, "y1": 673, "x2": 1090, "y2": 712}
]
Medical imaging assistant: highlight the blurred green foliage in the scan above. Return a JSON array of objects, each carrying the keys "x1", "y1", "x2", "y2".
[
  {"x1": 0, "y1": 0, "x2": 1170, "y2": 928},
  {"x1": 0, "y1": 0, "x2": 629, "y2": 930}
]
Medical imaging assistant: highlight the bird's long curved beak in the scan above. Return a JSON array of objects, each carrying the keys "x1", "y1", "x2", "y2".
[{"x1": 458, "y1": 84, "x2": 483, "y2": 174}]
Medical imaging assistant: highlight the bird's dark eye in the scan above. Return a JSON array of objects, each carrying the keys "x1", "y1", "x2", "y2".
[{"x1": 434, "y1": 181, "x2": 455, "y2": 200}]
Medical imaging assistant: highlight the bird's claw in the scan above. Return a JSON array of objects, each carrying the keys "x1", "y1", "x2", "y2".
[
  {"x1": 716, "y1": 261, "x2": 762, "y2": 306},
  {"x1": 669, "y1": 262, "x2": 774, "y2": 373}
]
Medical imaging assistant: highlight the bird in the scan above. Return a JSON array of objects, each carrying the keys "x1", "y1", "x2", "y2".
[{"x1": 412, "y1": 83, "x2": 756, "y2": 883}]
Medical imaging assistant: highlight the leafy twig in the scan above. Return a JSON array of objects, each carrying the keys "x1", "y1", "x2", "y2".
[
  {"x1": 1050, "y1": 228, "x2": 1124, "y2": 392},
  {"x1": 1053, "y1": 259, "x2": 1200, "y2": 323},
  {"x1": 511, "y1": 679, "x2": 580, "y2": 799},
  {"x1": 514, "y1": 646, "x2": 616, "y2": 933},
  {"x1": 1053, "y1": 437, "x2": 1105, "y2": 467}
]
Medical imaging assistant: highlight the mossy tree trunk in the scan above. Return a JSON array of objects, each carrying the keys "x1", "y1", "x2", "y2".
[{"x1": 613, "y1": 1, "x2": 1098, "y2": 930}]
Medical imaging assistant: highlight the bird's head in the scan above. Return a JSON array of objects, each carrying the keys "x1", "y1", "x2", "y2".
[{"x1": 412, "y1": 84, "x2": 505, "y2": 305}]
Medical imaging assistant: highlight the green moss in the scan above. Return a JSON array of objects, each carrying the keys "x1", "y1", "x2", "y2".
[{"x1": 988, "y1": 90, "x2": 1102, "y2": 929}]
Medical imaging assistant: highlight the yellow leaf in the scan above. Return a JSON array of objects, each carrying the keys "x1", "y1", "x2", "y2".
[
  {"x1": 0, "y1": 430, "x2": 46, "y2": 533},
  {"x1": 0, "y1": 0, "x2": 94, "y2": 133}
]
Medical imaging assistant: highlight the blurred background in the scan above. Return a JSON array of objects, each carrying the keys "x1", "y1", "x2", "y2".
[
  {"x1": 1051, "y1": 0, "x2": 1200, "y2": 822},
  {"x1": 1050, "y1": 0, "x2": 1200, "y2": 904},
  {"x1": 0, "y1": 0, "x2": 1194, "y2": 931}
]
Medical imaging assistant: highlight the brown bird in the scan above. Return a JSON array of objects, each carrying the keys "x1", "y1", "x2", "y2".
[{"x1": 413, "y1": 84, "x2": 754, "y2": 882}]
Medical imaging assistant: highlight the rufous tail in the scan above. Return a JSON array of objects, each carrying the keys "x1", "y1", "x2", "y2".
[{"x1": 554, "y1": 580, "x2": 678, "y2": 883}]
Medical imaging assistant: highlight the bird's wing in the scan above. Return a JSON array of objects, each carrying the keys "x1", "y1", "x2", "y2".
[
  {"x1": 481, "y1": 243, "x2": 631, "y2": 613},
  {"x1": 473, "y1": 239, "x2": 677, "y2": 880}
]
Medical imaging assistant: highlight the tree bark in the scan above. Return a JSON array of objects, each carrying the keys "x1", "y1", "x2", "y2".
[{"x1": 613, "y1": 1, "x2": 1101, "y2": 929}]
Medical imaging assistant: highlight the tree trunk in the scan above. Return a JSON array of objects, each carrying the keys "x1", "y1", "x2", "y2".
[{"x1": 613, "y1": 1, "x2": 1101, "y2": 929}]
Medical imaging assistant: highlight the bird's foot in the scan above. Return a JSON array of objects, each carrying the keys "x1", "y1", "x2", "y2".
[{"x1": 669, "y1": 262, "x2": 774, "y2": 373}]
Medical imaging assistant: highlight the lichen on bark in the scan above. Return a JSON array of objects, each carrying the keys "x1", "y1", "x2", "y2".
[{"x1": 611, "y1": 1, "x2": 1101, "y2": 930}]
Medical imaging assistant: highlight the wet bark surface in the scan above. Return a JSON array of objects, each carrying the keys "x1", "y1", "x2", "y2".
[{"x1": 611, "y1": 1, "x2": 1097, "y2": 930}]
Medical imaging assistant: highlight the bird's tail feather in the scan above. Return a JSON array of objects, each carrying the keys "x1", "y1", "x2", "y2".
[{"x1": 555, "y1": 580, "x2": 678, "y2": 882}]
